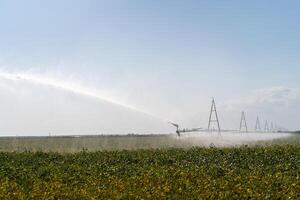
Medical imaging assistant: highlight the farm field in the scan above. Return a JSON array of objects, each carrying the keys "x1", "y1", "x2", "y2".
[
  {"x1": 0, "y1": 133, "x2": 299, "y2": 199},
  {"x1": 2, "y1": 0, "x2": 300, "y2": 199},
  {"x1": 0, "y1": 132, "x2": 296, "y2": 153},
  {"x1": 0, "y1": 145, "x2": 299, "y2": 199}
]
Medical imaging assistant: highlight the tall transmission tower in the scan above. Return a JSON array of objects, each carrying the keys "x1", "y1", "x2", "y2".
[
  {"x1": 264, "y1": 120, "x2": 269, "y2": 132},
  {"x1": 208, "y1": 97, "x2": 221, "y2": 132},
  {"x1": 255, "y1": 116, "x2": 261, "y2": 131},
  {"x1": 239, "y1": 111, "x2": 248, "y2": 132}
]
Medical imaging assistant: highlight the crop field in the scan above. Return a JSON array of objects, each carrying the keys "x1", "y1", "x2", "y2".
[
  {"x1": 0, "y1": 133, "x2": 299, "y2": 199},
  {"x1": 0, "y1": 145, "x2": 299, "y2": 199},
  {"x1": 0, "y1": 132, "x2": 297, "y2": 152}
]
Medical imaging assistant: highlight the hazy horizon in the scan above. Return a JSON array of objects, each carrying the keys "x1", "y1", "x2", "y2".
[{"x1": 0, "y1": 1, "x2": 299, "y2": 135}]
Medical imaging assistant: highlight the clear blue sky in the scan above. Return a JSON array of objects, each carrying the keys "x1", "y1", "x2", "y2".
[{"x1": 0, "y1": 0, "x2": 299, "y2": 131}]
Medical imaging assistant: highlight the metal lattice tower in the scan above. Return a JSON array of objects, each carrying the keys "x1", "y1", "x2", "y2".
[
  {"x1": 274, "y1": 122, "x2": 278, "y2": 132},
  {"x1": 270, "y1": 122, "x2": 274, "y2": 132},
  {"x1": 239, "y1": 111, "x2": 248, "y2": 132},
  {"x1": 255, "y1": 116, "x2": 261, "y2": 131},
  {"x1": 208, "y1": 97, "x2": 221, "y2": 132},
  {"x1": 264, "y1": 120, "x2": 269, "y2": 132}
]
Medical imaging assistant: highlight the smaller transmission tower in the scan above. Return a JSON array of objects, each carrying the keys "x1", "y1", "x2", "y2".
[
  {"x1": 208, "y1": 97, "x2": 221, "y2": 132},
  {"x1": 270, "y1": 122, "x2": 274, "y2": 132},
  {"x1": 264, "y1": 120, "x2": 269, "y2": 132},
  {"x1": 239, "y1": 111, "x2": 248, "y2": 132},
  {"x1": 255, "y1": 116, "x2": 261, "y2": 131},
  {"x1": 274, "y1": 122, "x2": 278, "y2": 132}
]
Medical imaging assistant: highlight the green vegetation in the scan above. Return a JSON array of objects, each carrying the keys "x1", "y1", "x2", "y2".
[{"x1": 0, "y1": 145, "x2": 299, "y2": 199}]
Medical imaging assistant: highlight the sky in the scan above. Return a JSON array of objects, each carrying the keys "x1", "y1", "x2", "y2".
[{"x1": 0, "y1": 0, "x2": 299, "y2": 135}]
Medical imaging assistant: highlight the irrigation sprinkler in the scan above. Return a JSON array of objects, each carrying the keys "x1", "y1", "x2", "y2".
[{"x1": 169, "y1": 122, "x2": 180, "y2": 136}]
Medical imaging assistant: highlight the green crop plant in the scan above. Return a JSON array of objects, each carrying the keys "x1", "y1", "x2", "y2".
[{"x1": 0, "y1": 145, "x2": 299, "y2": 199}]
